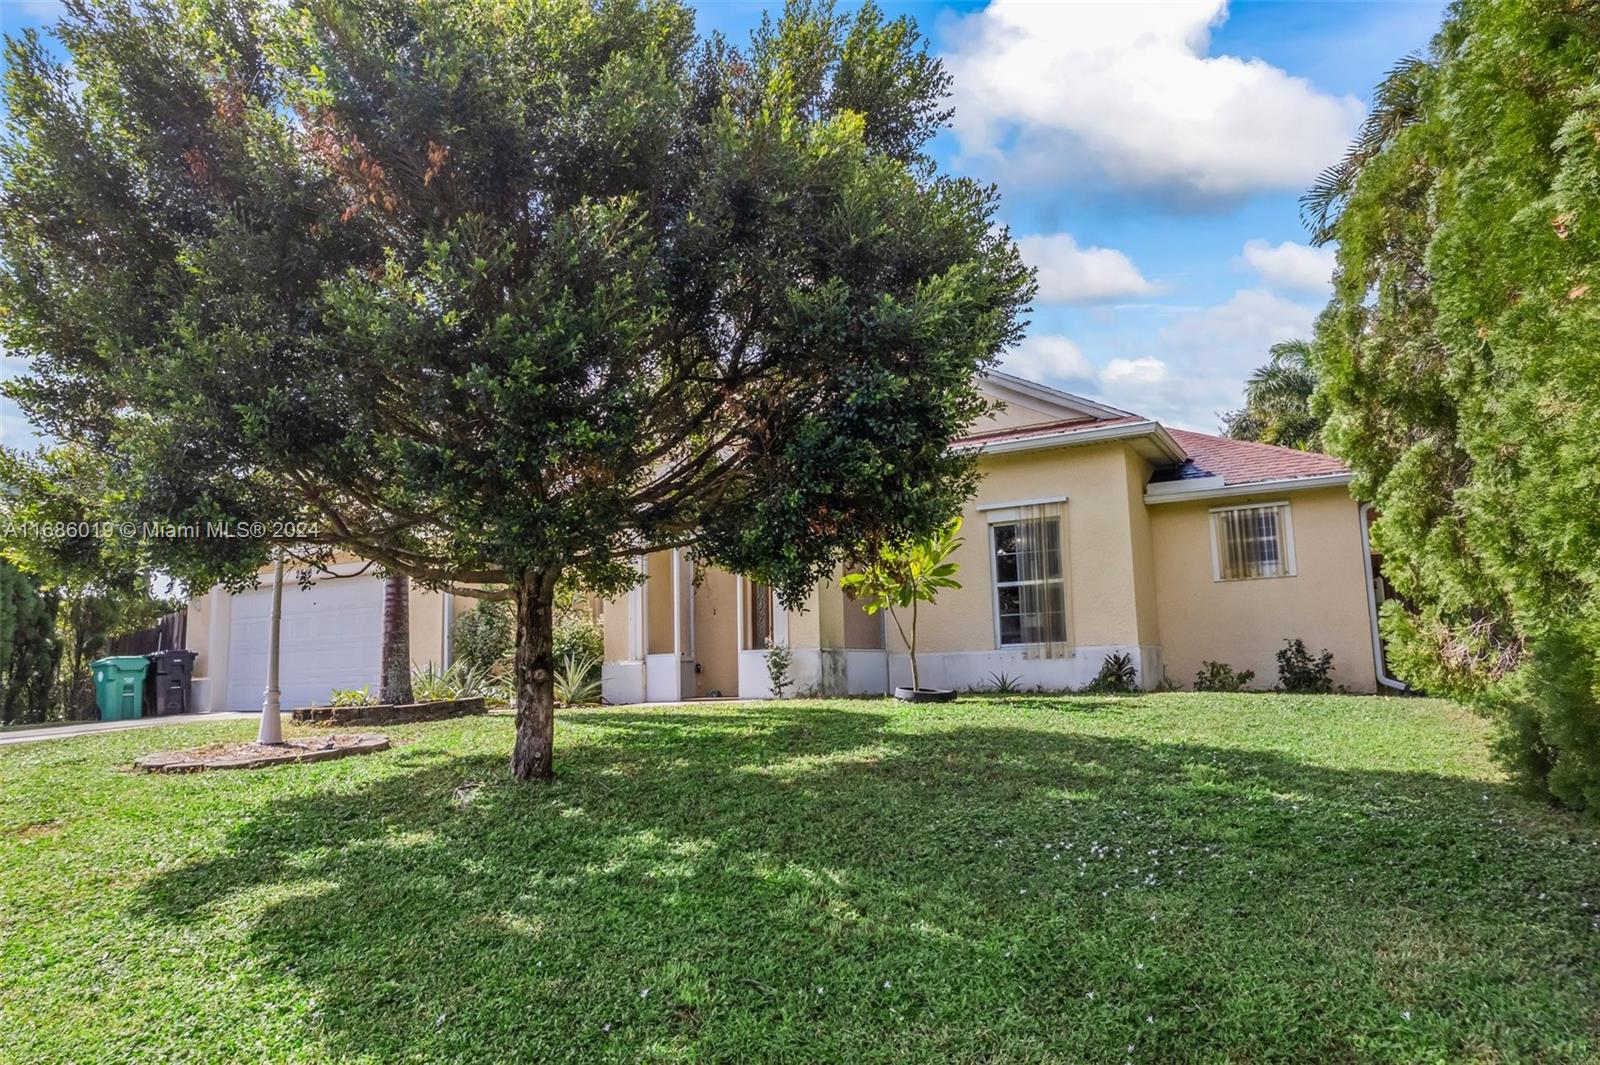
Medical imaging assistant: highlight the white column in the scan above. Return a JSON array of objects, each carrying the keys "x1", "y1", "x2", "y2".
[{"x1": 258, "y1": 554, "x2": 285, "y2": 743}]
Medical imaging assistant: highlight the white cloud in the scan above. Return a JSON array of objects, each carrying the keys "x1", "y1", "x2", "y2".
[
  {"x1": 998, "y1": 287, "x2": 1322, "y2": 432},
  {"x1": 1240, "y1": 239, "x2": 1337, "y2": 292},
  {"x1": 1159, "y1": 287, "x2": 1318, "y2": 373},
  {"x1": 944, "y1": 1, "x2": 1364, "y2": 199},
  {"x1": 1017, "y1": 233, "x2": 1155, "y2": 304},
  {"x1": 1100, "y1": 357, "x2": 1167, "y2": 387},
  {"x1": 1000, "y1": 334, "x2": 1098, "y2": 384}
]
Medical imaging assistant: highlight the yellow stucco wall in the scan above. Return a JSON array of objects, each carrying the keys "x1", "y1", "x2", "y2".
[
  {"x1": 886, "y1": 442, "x2": 1147, "y2": 654},
  {"x1": 1149, "y1": 486, "x2": 1377, "y2": 692},
  {"x1": 966, "y1": 396, "x2": 1080, "y2": 435}
]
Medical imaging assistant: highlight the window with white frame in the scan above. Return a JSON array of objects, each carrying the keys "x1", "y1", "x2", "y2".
[
  {"x1": 1210, "y1": 502, "x2": 1296, "y2": 581},
  {"x1": 991, "y1": 517, "x2": 1067, "y2": 646}
]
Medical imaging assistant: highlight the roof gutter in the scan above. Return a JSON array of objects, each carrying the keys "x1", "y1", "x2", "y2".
[
  {"x1": 1143, "y1": 470, "x2": 1354, "y2": 505},
  {"x1": 955, "y1": 419, "x2": 1188, "y2": 465}
]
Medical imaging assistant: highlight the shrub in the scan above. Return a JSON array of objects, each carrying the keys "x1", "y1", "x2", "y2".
[
  {"x1": 1194, "y1": 660, "x2": 1256, "y2": 692},
  {"x1": 1276, "y1": 639, "x2": 1335, "y2": 693},
  {"x1": 453, "y1": 601, "x2": 513, "y2": 676},
  {"x1": 987, "y1": 671, "x2": 1022, "y2": 695},
  {"x1": 553, "y1": 649, "x2": 603, "y2": 707},
  {"x1": 554, "y1": 613, "x2": 604, "y2": 665},
  {"x1": 764, "y1": 639, "x2": 793, "y2": 699},
  {"x1": 329, "y1": 686, "x2": 372, "y2": 707},
  {"x1": 411, "y1": 661, "x2": 502, "y2": 703},
  {"x1": 1083, "y1": 652, "x2": 1138, "y2": 694}
]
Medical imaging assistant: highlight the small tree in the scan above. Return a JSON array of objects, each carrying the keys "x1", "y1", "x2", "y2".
[
  {"x1": 841, "y1": 518, "x2": 962, "y2": 693},
  {"x1": 0, "y1": 0, "x2": 1030, "y2": 779}
]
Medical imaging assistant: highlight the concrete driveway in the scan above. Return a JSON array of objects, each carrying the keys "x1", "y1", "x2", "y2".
[{"x1": 0, "y1": 712, "x2": 259, "y2": 747}]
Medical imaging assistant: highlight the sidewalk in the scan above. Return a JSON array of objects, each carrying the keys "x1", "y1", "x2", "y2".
[{"x1": 0, "y1": 712, "x2": 258, "y2": 747}]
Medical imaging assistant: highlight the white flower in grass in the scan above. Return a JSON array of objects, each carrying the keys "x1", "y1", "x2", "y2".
[
  {"x1": 1146, "y1": 1015, "x2": 1154, "y2": 1025},
  {"x1": 602, "y1": 1023, "x2": 612, "y2": 1033},
  {"x1": 883, "y1": 980, "x2": 892, "y2": 989},
  {"x1": 639, "y1": 988, "x2": 650, "y2": 999},
  {"x1": 1135, "y1": 962, "x2": 1144, "y2": 971},
  {"x1": 1085, "y1": 991, "x2": 1095, "y2": 1000},
  {"x1": 1401, "y1": 1010, "x2": 1411, "y2": 1021}
]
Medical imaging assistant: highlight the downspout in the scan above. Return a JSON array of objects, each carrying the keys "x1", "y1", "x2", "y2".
[
  {"x1": 1359, "y1": 502, "x2": 1407, "y2": 691},
  {"x1": 442, "y1": 592, "x2": 454, "y2": 668}
]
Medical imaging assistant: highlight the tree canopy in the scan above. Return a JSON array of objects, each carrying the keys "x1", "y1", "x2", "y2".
[
  {"x1": 0, "y1": 0, "x2": 1032, "y2": 777},
  {"x1": 1310, "y1": 0, "x2": 1600, "y2": 811}
]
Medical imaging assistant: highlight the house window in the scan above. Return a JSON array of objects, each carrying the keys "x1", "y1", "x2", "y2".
[
  {"x1": 1211, "y1": 502, "x2": 1296, "y2": 581},
  {"x1": 991, "y1": 518, "x2": 1067, "y2": 646},
  {"x1": 746, "y1": 582, "x2": 774, "y2": 649}
]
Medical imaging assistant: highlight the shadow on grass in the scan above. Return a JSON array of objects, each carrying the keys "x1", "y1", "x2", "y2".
[{"x1": 138, "y1": 704, "x2": 1600, "y2": 1062}]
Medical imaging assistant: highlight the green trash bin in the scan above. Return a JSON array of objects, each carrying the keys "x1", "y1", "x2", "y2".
[{"x1": 92, "y1": 656, "x2": 152, "y2": 721}]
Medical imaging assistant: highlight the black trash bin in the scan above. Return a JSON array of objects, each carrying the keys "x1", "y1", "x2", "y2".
[{"x1": 145, "y1": 649, "x2": 199, "y2": 716}]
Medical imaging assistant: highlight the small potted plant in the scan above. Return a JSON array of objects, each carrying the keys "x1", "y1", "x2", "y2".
[{"x1": 841, "y1": 518, "x2": 963, "y2": 703}]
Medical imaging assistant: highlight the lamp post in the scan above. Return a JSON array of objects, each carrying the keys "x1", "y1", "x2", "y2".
[{"x1": 258, "y1": 552, "x2": 285, "y2": 744}]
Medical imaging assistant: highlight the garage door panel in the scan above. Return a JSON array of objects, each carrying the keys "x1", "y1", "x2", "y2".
[{"x1": 225, "y1": 576, "x2": 384, "y2": 711}]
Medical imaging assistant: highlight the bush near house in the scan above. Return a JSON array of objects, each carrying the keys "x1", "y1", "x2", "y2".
[
  {"x1": 1195, "y1": 661, "x2": 1256, "y2": 692},
  {"x1": 1083, "y1": 652, "x2": 1138, "y2": 694},
  {"x1": 1276, "y1": 640, "x2": 1336, "y2": 694}
]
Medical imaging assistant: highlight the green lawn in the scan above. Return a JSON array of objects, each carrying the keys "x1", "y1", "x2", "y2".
[{"x1": 3, "y1": 695, "x2": 1599, "y2": 1063}]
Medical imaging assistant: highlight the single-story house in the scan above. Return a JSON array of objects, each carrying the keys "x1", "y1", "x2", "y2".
[
  {"x1": 600, "y1": 372, "x2": 1395, "y2": 701},
  {"x1": 184, "y1": 371, "x2": 1395, "y2": 709}
]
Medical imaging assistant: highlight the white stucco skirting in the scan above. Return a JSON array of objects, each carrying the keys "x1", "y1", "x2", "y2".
[
  {"x1": 887, "y1": 645, "x2": 1162, "y2": 693},
  {"x1": 604, "y1": 645, "x2": 1162, "y2": 703}
]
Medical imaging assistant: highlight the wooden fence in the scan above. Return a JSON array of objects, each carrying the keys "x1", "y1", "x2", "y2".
[{"x1": 108, "y1": 609, "x2": 187, "y2": 657}]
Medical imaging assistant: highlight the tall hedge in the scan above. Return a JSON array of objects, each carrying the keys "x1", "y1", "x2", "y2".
[
  {"x1": 0, "y1": 559, "x2": 58, "y2": 725},
  {"x1": 1313, "y1": 0, "x2": 1600, "y2": 809}
]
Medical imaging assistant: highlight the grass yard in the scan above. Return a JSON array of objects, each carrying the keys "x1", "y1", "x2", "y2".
[{"x1": 3, "y1": 694, "x2": 1599, "y2": 1063}]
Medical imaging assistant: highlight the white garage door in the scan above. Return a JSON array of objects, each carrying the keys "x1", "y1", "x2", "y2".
[{"x1": 225, "y1": 575, "x2": 385, "y2": 711}]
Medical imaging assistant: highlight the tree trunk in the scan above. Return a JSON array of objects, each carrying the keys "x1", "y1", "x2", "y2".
[
  {"x1": 379, "y1": 575, "x2": 414, "y2": 706},
  {"x1": 909, "y1": 597, "x2": 920, "y2": 692},
  {"x1": 511, "y1": 568, "x2": 559, "y2": 781}
]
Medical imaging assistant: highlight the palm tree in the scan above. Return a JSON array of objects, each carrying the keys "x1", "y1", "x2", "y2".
[
  {"x1": 1223, "y1": 339, "x2": 1324, "y2": 451},
  {"x1": 379, "y1": 575, "x2": 414, "y2": 705}
]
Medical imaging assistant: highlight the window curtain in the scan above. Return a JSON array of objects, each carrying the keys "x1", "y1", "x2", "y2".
[
  {"x1": 1018, "y1": 502, "x2": 1070, "y2": 660},
  {"x1": 1213, "y1": 505, "x2": 1288, "y2": 580}
]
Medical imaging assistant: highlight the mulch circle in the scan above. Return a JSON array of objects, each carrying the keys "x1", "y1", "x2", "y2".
[{"x1": 134, "y1": 733, "x2": 390, "y2": 774}]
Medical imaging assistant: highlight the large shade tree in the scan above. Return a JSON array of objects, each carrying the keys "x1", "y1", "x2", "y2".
[
  {"x1": 0, "y1": 0, "x2": 1031, "y2": 778},
  {"x1": 1306, "y1": 1, "x2": 1600, "y2": 811}
]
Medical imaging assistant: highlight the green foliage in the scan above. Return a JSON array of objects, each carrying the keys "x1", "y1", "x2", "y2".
[
  {"x1": 553, "y1": 649, "x2": 603, "y2": 707},
  {"x1": 1082, "y1": 651, "x2": 1138, "y2": 694},
  {"x1": 763, "y1": 639, "x2": 794, "y2": 700},
  {"x1": 1221, "y1": 339, "x2": 1324, "y2": 451},
  {"x1": 986, "y1": 671, "x2": 1022, "y2": 695},
  {"x1": 452, "y1": 603, "x2": 514, "y2": 678},
  {"x1": 1275, "y1": 640, "x2": 1335, "y2": 694},
  {"x1": 841, "y1": 517, "x2": 963, "y2": 691},
  {"x1": 410, "y1": 662, "x2": 502, "y2": 705},
  {"x1": 553, "y1": 613, "x2": 604, "y2": 667},
  {"x1": 1194, "y1": 661, "x2": 1256, "y2": 693},
  {"x1": 1311, "y1": 0, "x2": 1600, "y2": 808},
  {"x1": 0, "y1": 0, "x2": 1031, "y2": 774},
  {"x1": 0, "y1": 559, "x2": 58, "y2": 724},
  {"x1": 329, "y1": 687, "x2": 373, "y2": 708}
]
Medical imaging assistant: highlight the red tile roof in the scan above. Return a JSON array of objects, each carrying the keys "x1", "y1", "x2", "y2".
[
  {"x1": 952, "y1": 415, "x2": 1147, "y2": 448},
  {"x1": 1155, "y1": 428, "x2": 1348, "y2": 485}
]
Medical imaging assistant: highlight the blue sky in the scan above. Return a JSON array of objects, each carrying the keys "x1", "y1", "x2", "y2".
[{"x1": 0, "y1": 0, "x2": 1446, "y2": 445}]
